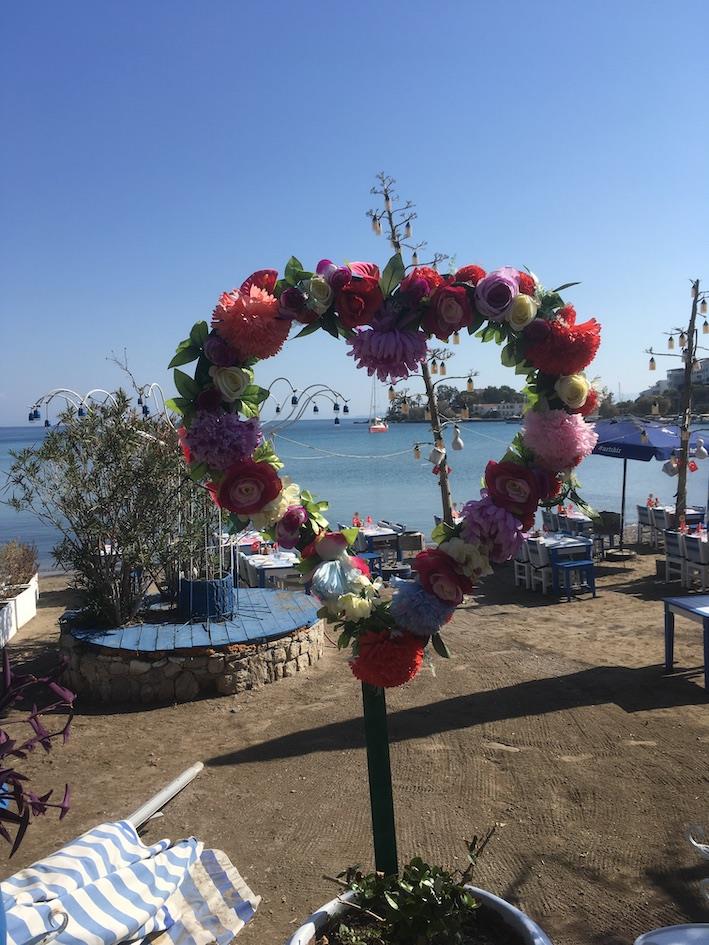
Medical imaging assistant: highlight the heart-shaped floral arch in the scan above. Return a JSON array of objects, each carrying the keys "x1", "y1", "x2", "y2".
[{"x1": 169, "y1": 254, "x2": 601, "y2": 688}]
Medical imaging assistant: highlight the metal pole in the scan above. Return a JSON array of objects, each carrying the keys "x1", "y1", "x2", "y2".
[
  {"x1": 676, "y1": 280, "x2": 700, "y2": 526},
  {"x1": 126, "y1": 762, "x2": 204, "y2": 827},
  {"x1": 620, "y1": 457, "x2": 628, "y2": 551},
  {"x1": 361, "y1": 683, "x2": 398, "y2": 875}
]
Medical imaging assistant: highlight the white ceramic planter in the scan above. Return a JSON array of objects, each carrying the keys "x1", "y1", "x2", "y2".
[
  {"x1": 285, "y1": 884, "x2": 553, "y2": 945},
  {"x1": 0, "y1": 573, "x2": 39, "y2": 647}
]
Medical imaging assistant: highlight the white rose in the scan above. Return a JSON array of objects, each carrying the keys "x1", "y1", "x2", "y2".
[
  {"x1": 554, "y1": 374, "x2": 589, "y2": 410},
  {"x1": 506, "y1": 294, "x2": 538, "y2": 331},
  {"x1": 307, "y1": 275, "x2": 334, "y2": 315},
  {"x1": 338, "y1": 593, "x2": 373, "y2": 621},
  {"x1": 440, "y1": 537, "x2": 492, "y2": 579},
  {"x1": 209, "y1": 366, "x2": 252, "y2": 402}
]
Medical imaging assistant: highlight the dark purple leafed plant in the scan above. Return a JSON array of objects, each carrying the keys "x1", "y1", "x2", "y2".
[{"x1": 0, "y1": 649, "x2": 74, "y2": 854}]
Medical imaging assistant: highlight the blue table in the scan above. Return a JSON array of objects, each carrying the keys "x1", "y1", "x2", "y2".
[{"x1": 664, "y1": 595, "x2": 709, "y2": 688}]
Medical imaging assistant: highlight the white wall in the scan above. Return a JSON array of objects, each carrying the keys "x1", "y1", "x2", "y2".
[{"x1": 0, "y1": 573, "x2": 39, "y2": 647}]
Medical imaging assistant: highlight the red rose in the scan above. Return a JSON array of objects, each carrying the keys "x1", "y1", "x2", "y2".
[
  {"x1": 569, "y1": 387, "x2": 599, "y2": 417},
  {"x1": 523, "y1": 316, "x2": 601, "y2": 376},
  {"x1": 336, "y1": 276, "x2": 384, "y2": 329},
  {"x1": 423, "y1": 284, "x2": 473, "y2": 341},
  {"x1": 349, "y1": 629, "x2": 425, "y2": 688},
  {"x1": 454, "y1": 265, "x2": 486, "y2": 286},
  {"x1": 196, "y1": 388, "x2": 223, "y2": 412},
  {"x1": 517, "y1": 272, "x2": 536, "y2": 296},
  {"x1": 412, "y1": 548, "x2": 473, "y2": 605},
  {"x1": 217, "y1": 459, "x2": 282, "y2": 515},
  {"x1": 240, "y1": 269, "x2": 279, "y2": 294},
  {"x1": 485, "y1": 460, "x2": 541, "y2": 529}
]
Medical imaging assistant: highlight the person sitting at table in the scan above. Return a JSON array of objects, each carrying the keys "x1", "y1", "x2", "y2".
[{"x1": 352, "y1": 512, "x2": 363, "y2": 527}]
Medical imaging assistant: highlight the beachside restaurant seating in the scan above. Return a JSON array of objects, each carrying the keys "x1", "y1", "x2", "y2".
[
  {"x1": 651, "y1": 507, "x2": 672, "y2": 548},
  {"x1": 526, "y1": 539, "x2": 553, "y2": 594},
  {"x1": 683, "y1": 533, "x2": 709, "y2": 591},
  {"x1": 513, "y1": 542, "x2": 531, "y2": 590},
  {"x1": 664, "y1": 530, "x2": 687, "y2": 585},
  {"x1": 592, "y1": 511, "x2": 621, "y2": 556},
  {"x1": 636, "y1": 505, "x2": 655, "y2": 545},
  {"x1": 548, "y1": 540, "x2": 596, "y2": 601}
]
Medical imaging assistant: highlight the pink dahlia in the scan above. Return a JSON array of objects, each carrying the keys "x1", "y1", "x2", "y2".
[
  {"x1": 460, "y1": 494, "x2": 524, "y2": 563},
  {"x1": 347, "y1": 326, "x2": 428, "y2": 382},
  {"x1": 212, "y1": 284, "x2": 290, "y2": 361},
  {"x1": 183, "y1": 411, "x2": 263, "y2": 470},
  {"x1": 522, "y1": 409, "x2": 598, "y2": 473}
]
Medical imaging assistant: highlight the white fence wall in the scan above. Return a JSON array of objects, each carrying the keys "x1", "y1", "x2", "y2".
[{"x1": 0, "y1": 573, "x2": 39, "y2": 647}]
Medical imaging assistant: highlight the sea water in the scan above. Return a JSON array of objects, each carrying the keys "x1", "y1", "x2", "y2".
[{"x1": 2, "y1": 420, "x2": 708, "y2": 569}]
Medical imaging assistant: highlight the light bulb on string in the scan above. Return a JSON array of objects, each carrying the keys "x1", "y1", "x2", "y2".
[
  {"x1": 695, "y1": 437, "x2": 709, "y2": 460},
  {"x1": 701, "y1": 299, "x2": 708, "y2": 315},
  {"x1": 451, "y1": 426, "x2": 464, "y2": 451},
  {"x1": 439, "y1": 361, "x2": 447, "y2": 376},
  {"x1": 679, "y1": 332, "x2": 687, "y2": 347},
  {"x1": 413, "y1": 444, "x2": 421, "y2": 460},
  {"x1": 334, "y1": 416, "x2": 340, "y2": 425},
  {"x1": 343, "y1": 404, "x2": 350, "y2": 414},
  {"x1": 313, "y1": 403, "x2": 319, "y2": 413},
  {"x1": 388, "y1": 385, "x2": 396, "y2": 402},
  {"x1": 430, "y1": 359, "x2": 438, "y2": 374},
  {"x1": 291, "y1": 394, "x2": 299, "y2": 405},
  {"x1": 424, "y1": 406, "x2": 431, "y2": 420},
  {"x1": 401, "y1": 399, "x2": 409, "y2": 416},
  {"x1": 275, "y1": 404, "x2": 281, "y2": 414},
  {"x1": 649, "y1": 356, "x2": 656, "y2": 371},
  {"x1": 412, "y1": 251, "x2": 419, "y2": 266},
  {"x1": 466, "y1": 376, "x2": 474, "y2": 392},
  {"x1": 404, "y1": 221, "x2": 412, "y2": 239},
  {"x1": 704, "y1": 320, "x2": 709, "y2": 335},
  {"x1": 452, "y1": 331, "x2": 460, "y2": 345},
  {"x1": 384, "y1": 195, "x2": 392, "y2": 211},
  {"x1": 668, "y1": 335, "x2": 675, "y2": 350}
]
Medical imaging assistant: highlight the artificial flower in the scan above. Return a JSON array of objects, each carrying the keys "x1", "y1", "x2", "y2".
[
  {"x1": 216, "y1": 459, "x2": 282, "y2": 516},
  {"x1": 439, "y1": 536, "x2": 492, "y2": 580},
  {"x1": 279, "y1": 287, "x2": 317, "y2": 324},
  {"x1": 555, "y1": 374, "x2": 590, "y2": 410},
  {"x1": 506, "y1": 293, "x2": 538, "y2": 331},
  {"x1": 177, "y1": 426, "x2": 192, "y2": 464},
  {"x1": 212, "y1": 284, "x2": 290, "y2": 360},
  {"x1": 349, "y1": 629, "x2": 425, "y2": 688},
  {"x1": 530, "y1": 467, "x2": 563, "y2": 500},
  {"x1": 338, "y1": 593, "x2": 374, "y2": 621},
  {"x1": 311, "y1": 557, "x2": 366, "y2": 602},
  {"x1": 474, "y1": 267, "x2": 519, "y2": 321},
  {"x1": 239, "y1": 269, "x2": 279, "y2": 294},
  {"x1": 336, "y1": 276, "x2": 384, "y2": 329},
  {"x1": 517, "y1": 272, "x2": 537, "y2": 296},
  {"x1": 275, "y1": 505, "x2": 308, "y2": 548},
  {"x1": 484, "y1": 460, "x2": 541, "y2": 529},
  {"x1": 388, "y1": 578, "x2": 457, "y2": 636},
  {"x1": 183, "y1": 412, "x2": 263, "y2": 471},
  {"x1": 522, "y1": 409, "x2": 598, "y2": 472},
  {"x1": 569, "y1": 387, "x2": 599, "y2": 417},
  {"x1": 349, "y1": 261, "x2": 380, "y2": 279},
  {"x1": 423, "y1": 284, "x2": 473, "y2": 340},
  {"x1": 315, "y1": 531, "x2": 350, "y2": 560},
  {"x1": 316, "y1": 259, "x2": 351, "y2": 290},
  {"x1": 203, "y1": 334, "x2": 238, "y2": 367},
  {"x1": 523, "y1": 314, "x2": 601, "y2": 375},
  {"x1": 208, "y1": 366, "x2": 253, "y2": 402},
  {"x1": 412, "y1": 548, "x2": 474, "y2": 605},
  {"x1": 196, "y1": 388, "x2": 223, "y2": 412},
  {"x1": 454, "y1": 265, "x2": 486, "y2": 286},
  {"x1": 307, "y1": 275, "x2": 335, "y2": 315},
  {"x1": 348, "y1": 323, "x2": 428, "y2": 382},
  {"x1": 460, "y1": 494, "x2": 525, "y2": 563},
  {"x1": 400, "y1": 266, "x2": 444, "y2": 296},
  {"x1": 250, "y1": 479, "x2": 301, "y2": 529},
  {"x1": 349, "y1": 556, "x2": 372, "y2": 579}
]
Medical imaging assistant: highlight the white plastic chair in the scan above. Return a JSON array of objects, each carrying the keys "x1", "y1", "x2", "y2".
[
  {"x1": 684, "y1": 534, "x2": 709, "y2": 590},
  {"x1": 636, "y1": 505, "x2": 654, "y2": 545},
  {"x1": 513, "y1": 543, "x2": 531, "y2": 590},
  {"x1": 526, "y1": 539, "x2": 553, "y2": 593},
  {"x1": 651, "y1": 508, "x2": 672, "y2": 548}
]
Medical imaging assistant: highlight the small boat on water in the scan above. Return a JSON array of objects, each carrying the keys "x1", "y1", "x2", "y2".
[{"x1": 369, "y1": 417, "x2": 389, "y2": 433}]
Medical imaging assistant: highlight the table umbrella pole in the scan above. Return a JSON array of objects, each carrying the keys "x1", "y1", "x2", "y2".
[{"x1": 620, "y1": 457, "x2": 627, "y2": 551}]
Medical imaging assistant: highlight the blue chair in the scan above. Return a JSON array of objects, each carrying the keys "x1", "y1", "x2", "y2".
[
  {"x1": 549, "y1": 541, "x2": 596, "y2": 601},
  {"x1": 357, "y1": 551, "x2": 383, "y2": 576}
]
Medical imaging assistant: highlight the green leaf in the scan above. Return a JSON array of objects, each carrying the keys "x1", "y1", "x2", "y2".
[
  {"x1": 168, "y1": 345, "x2": 200, "y2": 368},
  {"x1": 466, "y1": 313, "x2": 485, "y2": 335},
  {"x1": 320, "y1": 312, "x2": 340, "y2": 339},
  {"x1": 194, "y1": 355, "x2": 212, "y2": 387},
  {"x1": 284, "y1": 256, "x2": 307, "y2": 285},
  {"x1": 295, "y1": 322, "x2": 321, "y2": 338},
  {"x1": 379, "y1": 253, "x2": 405, "y2": 296},
  {"x1": 164, "y1": 397, "x2": 186, "y2": 415},
  {"x1": 240, "y1": 384, "x2": 270, "y2": 406},
  {"x1": 188, "y1": 461, "x2": 208, "y2": 482},
  {"x1": 515, "y1": 360, "x2": 535, "y2": 376},
  {"x1": 341, "y1": 527, "x2": 359, "y2": 547},
  {"x1": 551, "y1": 281, "x2": 581, "y2": 293},
  {"x1": 173, "y1": 369, "x2": 200, "y2": 400},
  {"x1": 431, "y1": 633, "x2": 451, "y2": 658},
  {"x1": 238, "y1": 400, "x2": 258, "y2": 418},
  {"x1": 253, "y1": 441, "x2": 283, "y2": 470},
  {"x1": 384, "y1": 892, "x2": 399, "y2": 911},
  {"x1": 500, "y1": 343, "x2": 518, "y2": 368},
  {"x1": 189, "y1": 320, "x2": 209, "y2": 347}
]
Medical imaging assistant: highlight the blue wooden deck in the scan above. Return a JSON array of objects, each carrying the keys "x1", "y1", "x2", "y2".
[{"x1": 68, "y1": 588, "x2": 320, "y2": 652}]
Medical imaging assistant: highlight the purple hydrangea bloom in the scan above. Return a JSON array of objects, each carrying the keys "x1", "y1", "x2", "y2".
[
  {"x1": 389, "y1": 577, "x2": 456, "y2": 636},
  {"x1": 460, "y1": 493, "x2": 524, "y2": 563},
  {"x1": 347, "y1": 306, "x2": 428, "y2": 382},
  {"x1": 184, "y1": 411, "x2": 263, "y2": 470}
]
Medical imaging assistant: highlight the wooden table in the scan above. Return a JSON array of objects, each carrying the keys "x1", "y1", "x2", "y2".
[{"x1": 664, "y1": 595, "x2": 709, "y2": 688}]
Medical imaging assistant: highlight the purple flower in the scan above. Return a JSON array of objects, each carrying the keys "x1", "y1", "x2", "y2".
[
  {"x1": 316, "y1": 259, "x2": 351, "y2": 291},
  {"x1": 279, "y1": 286, "x2": 308, "y2": 319},
  {"x1": 276, "y1": 505, "x2": 308, "y2": 548},
  {"x1": 347, "y1": 309, "x2": 428, "y2": 383},
  {"x1": 460, "y1": 493, "x2": 524, "y2": 563},
  {"x1": 204, "y1": 334, "x2": 238, "y2": 367},
  {"x1": 389, "y1": 578, "x2": 456, "y2": 636},
  {"x1": 184, "y1": 411, "x2": 263, "y2": 470},
  {"x1": 474, "y1": 267, "x2": 519, "y2": 322}
]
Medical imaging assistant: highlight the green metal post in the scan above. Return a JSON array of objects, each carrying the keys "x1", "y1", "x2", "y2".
[{"x1": 361, "y1": 682, "x2": 398, "y2": 875}]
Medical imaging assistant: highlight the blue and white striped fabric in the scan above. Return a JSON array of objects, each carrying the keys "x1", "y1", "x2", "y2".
[{"x1": 1, "y1": 820, "x2": 259, "y2": 945}]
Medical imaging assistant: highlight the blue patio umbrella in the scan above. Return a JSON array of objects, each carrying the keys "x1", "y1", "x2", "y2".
[{"x1": 592, "y1": 417, "x2": 701, "y2": 547}]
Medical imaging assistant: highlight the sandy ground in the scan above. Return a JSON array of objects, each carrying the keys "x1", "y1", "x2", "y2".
[{"x1": 3, "y1": 553, "x2": 709, "y2": 945}]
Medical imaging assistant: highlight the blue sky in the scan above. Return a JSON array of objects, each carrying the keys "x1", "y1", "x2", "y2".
[{"x1": 1, "y1": 0, "x2": 708, "y2": 425}]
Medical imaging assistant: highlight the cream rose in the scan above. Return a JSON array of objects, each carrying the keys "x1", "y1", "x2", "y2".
[
  {"x1": 506, "y1": 294, "x2": 538, "y2": 331},
  {"x1": 338, "y1": 593, "x2": 373, "y2": 621},
  {"x1": 307, "y1": 275, "x2": 334, "y2": 315},
  {"x1": 250, "y1": 479, "x2": 300, "y2": 529},
  {"x1": 440, "y1": 537, "x2": 492, "y2": 579},
  {"x1": 209, "y1": 366, "x2": 252, "y2": 402},
  {"x1": 555, "y1": 374, "x2": 590, "y2": 410}
]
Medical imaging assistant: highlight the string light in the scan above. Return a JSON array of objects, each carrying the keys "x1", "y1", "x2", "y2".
[
  {"x1": 388, "y1": 385, "x2": 396, "y2": 402},
  {"x1": 451, "y1": 426, "x2": 464, "y2": 451},
  {"x1": 439, "y1": 361, "x2": 447, "y2": 376},
  {"x1": 704, "y1": 319, "x2": 709, "y2": 335},
  {"x1": 452, "y1": 331, "x2": 460, "y2": 345},
  {"x1": 701, "y1": 299, "x2": 708, "y2": 315},
  {"x1": 649, "y1": 356, "x2": 656, "y2": 371},
  {"x1": 404, "y1": 221, "x2": 412, "y2": 239},
  {"x1": 430, "y1": 359, "x2": 438, "y2": 374},
  {"x1": 466, "y1": 376, "x2": 474, "y2": 392},
  {"x1": 413, "y1": 444, "x2": 421, "y2": 460},
  {"x1": 679, "y1": 332, "x2": 687, "y2": 347},
  {"x1": 668, "y1": 335, "x2": 675, "y2": 350},
  {"x1": 401, "y1": 399, "x2": 409, "y2": 416},
  {"x1": 412, "y1": 251, "x2": 419, "y2": 266}
]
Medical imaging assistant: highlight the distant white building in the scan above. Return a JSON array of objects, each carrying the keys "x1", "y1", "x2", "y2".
[
  {"x1": 665, "y1": 359, "x2": 709, "y2": 389},
  {"x1": 469, "y1": 401, "x2": 521, "y2": 418},
  {"x1": 640, "y1": 379, "x2": 671, "y2": 397}
]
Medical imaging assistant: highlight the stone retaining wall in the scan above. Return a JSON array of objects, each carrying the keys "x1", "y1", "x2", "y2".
[{"x1": 60, "y1": 620, "x2": 325, "y2": 706}]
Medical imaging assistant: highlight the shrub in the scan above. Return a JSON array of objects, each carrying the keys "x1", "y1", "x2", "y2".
[{"x1": 0, "y1": 540, "x2": 38, "y2": 592}]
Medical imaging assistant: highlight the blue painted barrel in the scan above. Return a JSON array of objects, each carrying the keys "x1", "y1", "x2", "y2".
[{"x1": 178, "y1": 574, "x2": 234, "y2": 621}]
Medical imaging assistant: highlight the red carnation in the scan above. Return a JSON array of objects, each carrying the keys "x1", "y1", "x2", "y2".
[
  {"x1": 411, "y1": 266, "x2": 444, "y2": 292},
  {"x1": 336, "y1": 276, "x2": 384, "y2": 329},
  {"x1": 485, "y1": 460, "x2": 541, "y2": 529},
  {"x1": 569, "y1": 387, "x2": 599, "y2": 417},
  {"x1": 517, "y1": 272, "x2": 536, "y2": 296},
  {"x1": 557, "y1": 304, "x2": 576, "y2": 326},
  {"x1": 523, "y1": 316, "x2": 601, "y2": 376},
  {"x1": 240, "y1": 269, "x2": 279, "y2": 294},
  {"x1": 454, "y1": 265, "x2": 486, "y2": 286},
  {"x1": 349, "y1": 630, "x2": 425, "y2": 688},
  {"x1": 423, "y1": 284, "x2": 474, "y2": 341},
  {"x1": 217, "y1": 459, "x2": 282, "y2": 515}
]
